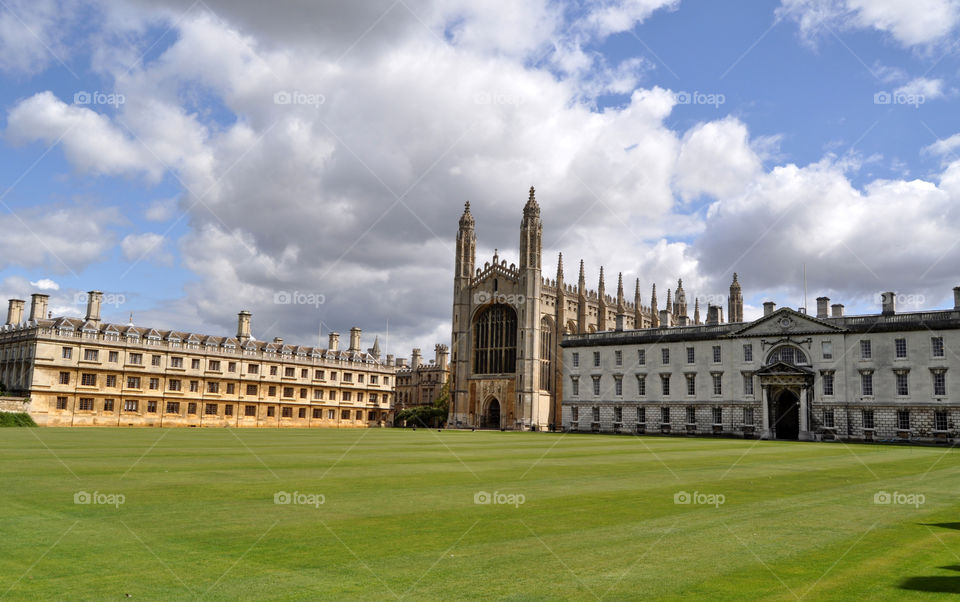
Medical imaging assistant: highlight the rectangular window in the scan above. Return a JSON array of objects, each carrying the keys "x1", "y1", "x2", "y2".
[
  {"x1": 189, "y1": 381, "x2": 199, "y2": 393},
  {"x1": 615, "y1": 350, "x2": 622, "y2": 366},
  {"x1": 188, "y1": 402, "x2": 197, "y2": 415},
  {"x1": 146, "y1": 401, "x2": 158, "y2": 413},
  {"x1": 129, "y1": 353, "x2": 142, "y2": 365},
  {"x1": 246, "y1": 384, "x2": 257, "y2": 396},
  {"x1": 225, "y1": 404, "x2": 234, "y2": 416},
  {"x1": 226, "y1": 383, "x2": 235, "y2": 394},
  {"x1": 327, "y1": 409, "x2": 335, "y2": 420},
  {"x1": 341, "y1": 409, "x2": 351, "y2": 420},
  {"x1": 571, "y1": 377, "x2": 579, "y2": 396},
  {"x1": 267, "y1": 406, "x2": 275, "y2": 417},
  {"x1": 370, "y1": 393, "x2": 377, "y2": 403},
  {"x1": 59, "y1": 371, "x2": 70, "y2": 385},
  {"x1": 712, "y1": 346, "x2": 721, "y2": 363},
  {"x1": 270, "y1": 366, "x2": 278, "y2": 376},
  {"x1": 78, "y1": 398, "x2": 94, "y2": 411},
  {"x1": 62, "y1": 347, "x2": 73, "y2": 359},
  {"x1": 103, "y1": 399, "x2": 114, "y2": 412},
  {"x1": 124, "y1": 400, "x2": 138, "y2": 412},
  {"x1": 301, "y1": 369, "x2": 308, "y2": 379},
  {"x1": 661, "y1": 374, "x2": 670, "y2": 397},
  {"x1": 614, "y1": 375, "x2": 623, "y2": 396},
  {"x1": 860, "y1": 340, "x2": 871, "y2": 360},
  {"x1": 343, "y1": 372, "x2": 353, "y2": 382},
  {"x1": 686, "y1": 347, "x2": 695, "y2": 364},
  {"x1": 592, "y1": 406, "x2": 600, "y2": 422},
  {"x1": 209, "y1": 360, "x2": 220, "y2": 371},
  {"x1": 81, "y1": 373, "x2": 96, "y2": 386},
  {"x1": 863, "y1": 409, "x2": 874, "y2": 430},
  {"x1": 314, "y1": 389, "x2": 323, "y2": 400},
  {"x1": 83, "y1": 349, "x2": 98, "y2": 361},
  {"x1": 637, "y1": 376, "x2": 646, "y2": 396},
  {"x1": 191, "y1": 359, "x2": 201, "y2": 370},
  {"x1": 932, "y1": 336, "x2": 945, "y2": 357},
  {"x1": 205, "y1": 403, "x2": 218, "y2": 415},
  {"x1": 109, "y1": 351, "x2": 119, "y2": 363},
  {"x1": 151, "y1": 355, "x2": 162, "y2": 367},
  {"x1": 329, "y1": 391, "x2": 336, "y2": 401},
  {"x1": 661, "y1": 348, "x2": 670, "y2": 365},
  {"x1": 895, "y1": 338, "x2": 907, "y2": 359},
  {"x1": 171, "y1": 357, "x2": 183, "y2": 368},
  {"x1": 592, "y1": 376, "x2": 600, "y2": 396},
  {"x1": 343, "y1": 391, "x2": 352, "y2": 401},
  {"x1": 861, "y1": 373, "x2": 873, "y2": 396},
  {"x1": 55, "y1": 396, "x2": 69, "y2": 410},
  {"x1": 614, "y1": 406, "x2": 623, "y2": 422},
  {"x1": 268, "y1": 386, "x2": 277, "y2": 397},
  {"x1": 300, "y1": 388, "x2": 308, "y2": 399},
  {"x1": 593, "y1": 352, "x2": 600, "y2": 367},
  {"x1": 315, "y1": 369, "x2": 324, "y2": 379},
  {"x1": 711, "y1": 374, "x2": 722, "y2": 396},
  {"x1": 897, "y1": 410, "x2": 910, "y2": 430},
  {"x1": 330, "y1": 372, "x2": 337, "y2": 380},
  {"x1": 638, "y1": 407, "x2": 646, "y2": 423},
  {"x1": 166, "y1": 402, "x2": 180, "y2": 414},
  {"x1": 106, "y1": 375, "x2": 116, "y2": 388},
  {"x1": 245, "y1": 405, "x2": 256, "y2": 417},
  {"x1": 571, "y1": 406, "x2": 579, "y2": 422},
  {"x1": 370, "y1": 375, "x2": 377, "y2": 384},
  {"x1": 935, "y1": 410, "x2": 948, "y2": 431},
  {"x1": 572, "y1": 352, "x2": 579, "y2": 367},
  {"x1": 896, "y1": 372, "x2": 909, "y2": 396},
  {"x1": 743, "y1": 344, "x2": 753, "y2": 362},
  {"x1": 284, "y1": 367, "x2": 295, "y2": 377},
  {"x1": 823, "y1": 409, "x2": 835, "y2": 428},
  {"x1": 357, "y1": 374, "x2": 364, "y2": 383},
  {"x1": 228, "y1": 362, "x2": 237, "y2": 373},
  {"x1": 661, "y1": 406, "x2": 670, "y2": 424},
  {"x1": 208, "y1": 382, "x2": 219, "y2": 393},
  {"x1": 248, "y1": 364, "x2": 259, "y2": 374},
  {"x1": 637, "y1": 350, "x2": 645, "y2": 365},
  {"x1": 934, "y1": 371, "x2": 947, "y2": 396},
  {"x1": 127, "y1": 376, "x2": 141, "y2": 389},
  {"x1": 823, "y1": 373, "x2": 834, "y2": 396},
  {"x1": 743, "y1": 374, "x2": 754, "y2": 396},
  {"x1": 686, "y1": 374, "x2": 696, "y2": 396},
  {"x1": 743, "y1": 407, "x2": 754, "y2": 425},
  {"x1": 822, "y1": 341, "x2": 833, "y2": 360},
  {"x1": 283, "y1": 387, "x2": 294, "y2": 398},
  {"x1": 149, "y1": 378, "x2": 159, "y2": 390}
]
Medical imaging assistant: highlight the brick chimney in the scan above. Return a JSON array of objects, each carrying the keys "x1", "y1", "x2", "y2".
[
  {"x1": 816, "y1": 296, "x2": 829, "y2": 319},
  {"x1": 954, "y1": 286, "x2": 960, "y2": 310},
  {"x1": 831, "y1": 304, "x2": 844, "y2": 318},
  {"x1": 881, "y1": 292, "x2": 896, "y2": 316},
  {"x1": 763, "y1": 301, "x2": 776, "y2": 316},
  {"x1": 84, "y1": 290, "x2": 103, "y2": 326},
  {"x1": 328, "y1": 332, "x2": 340, "y2": 352},
  {"x1": 236, "y1": 311, "x2": 251, "y2": 343},
  {"x1": 348, "y1": 327, "x2": 362, "y2": 353},
  {"x1": 6, "y1": 299, "x2": 25, "y2": 325},
  {"x1": 706, "y1": 304, "x2": 723, "y2": 325},
  {"x1": 28, "y1": 293, "x2": 49, "y2": 322}
]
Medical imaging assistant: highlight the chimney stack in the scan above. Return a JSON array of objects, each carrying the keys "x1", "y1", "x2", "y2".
[
  {"x1": 706, "y1": 305, "x2": 724, "y2": 325},
  {"x1": 615, "y1": 315, "x2": 625, "y2": 331},
  {"x1": 881, "y1": 292, "x2": 896, "y2": 316},
  {"x1": 411, "y1": 348, "x2": 422, "y2": 369},
  {"x1": 236, "y1": 311, "x2": 251, "y2": 343},
  {"x1": 954, "y1": 286, "x2": 960, "y2": 310},
  {"x1": 6, "y1": 299, "x2": 25, "y2": 326},
  {"x1": 28, "y1": 293, "x2": 49, "y2": 322},
  {"x1": 831, "y1": 304, "x2": 844, "y2": 318},
  {"x1": 763, "y1": 301, "x2": 776, "y2": 316},
  {"x1": 85, "y1": 290, "x2": 103, "y2": 325},
  {"x1": 386, "y1": 354, "x2": 395, "y2": 367},
  {"x1": 816, "y1": 297, "x2": 829, "y2": 319},
  {"x1": 273, "y1": 337, "x2": 283, "y2": 345},
  {"x1": 435, "y1": 344, "x2": 449, "y2": 371},
  {"x1": 348, "y1": 327, "x2": 362, "y2": 352},
  {"x1": 328, "y1": 332, "x2": 340, "y2": 352},
  {"x1": 658, "y1": 310, "x2": 673, "y2": 327}
]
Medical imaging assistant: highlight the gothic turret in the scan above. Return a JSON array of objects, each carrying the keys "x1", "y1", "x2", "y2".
[
  {"x1": 728, "y1": 272, "x2": 743, "y2": 323},
  {"x1": 634, "y1": 278, "x2": 643, "y2": 329},
  {"x1": 597, "y1": 266, "x2": 607, "y2": 331},
  {"x1": 694, "y1": 298, "x2": 701, "y2": 325},
  {"x1": 674, "y1": 278, "x2": 687, "y2": 319},
  {"x1": 455, "y1": 201, "x2": 476, "y2": 282},
  {"x1": 519, "y1": 186, "x2": 542, "y2": 270},
  {"x1": 651, "y1": 283, "x2": 659, "y2": 327},
  {"x1": 616, "y1": 272, "x2": 625, "y2": 311}
]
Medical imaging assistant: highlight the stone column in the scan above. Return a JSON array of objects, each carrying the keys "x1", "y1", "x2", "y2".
[
  {"x1": 761, "y1": 386, "x2": 772, "y2": 439},
  {"x1": 799, "y1": 385, "x2": 811, "y2": 440}
]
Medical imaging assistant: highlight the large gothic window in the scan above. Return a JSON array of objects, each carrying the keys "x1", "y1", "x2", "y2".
[
  {"x1": 766, "y1": 345, "x2": 808, "y2": 366},
  {"x1": 473, "y1": 305, "x2": 517, "y2": 374},
  {"x1": 540, "y1": 316, "x2": 553, "y2": 391}
]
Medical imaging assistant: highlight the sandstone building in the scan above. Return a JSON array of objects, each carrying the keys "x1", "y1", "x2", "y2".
[
  {"x1": 562, "y1": 288, "x2": 960, "y2": 444},
  {"x1": 396, "y1": 344, "x2": 450, "y2": 409},
  {"x1": 0, "y1": 292, "x2": 395, "y2": 428}
]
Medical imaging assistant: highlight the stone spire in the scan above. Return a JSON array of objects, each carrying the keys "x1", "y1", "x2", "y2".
[
  {"x1": 651, "y1": 283, "x2": 659, "y2": 327},
  {"x1": 370, "y1": 336, "x2": 381, "y2": 359},
  {"x1": 519, "y1": 187, "x2": 542, "y2": 270},
  {"x1": 455, "y1": 201, "x2": 476, "y2": 281},
  {"x1": 578, "y1": 259, "x2": 586, "y2": 295},
  {"x1": 694, "y1": 298, "x2": 701, "y2": 325},
  {"x1": 523, "y1": 186, "x2": 540, "y2": 218},
  {"x1": 666, "y1": 288, "x2": 673, "y2": 314},
  {"x1": 674, "y1": 278, "x2": 687, "y2": 319},
  {"x1": 459, "y1": 201, "x2": 475, "y2": 228},
  {"x1": 556, "y1": 252, "x2": 564, "y2": 286},
  {"x1": 728, "y1": 272, "x2": 743, "y2": 323},
  {"x1": 598, "y1": 266, "x2": 606, "y2": 297},
  {"x1": 616, "y1": 272, "x2": 625, "y2": 309},
  {"x1": 634, "y1": 278, "x2": 643, "y2": 329}
]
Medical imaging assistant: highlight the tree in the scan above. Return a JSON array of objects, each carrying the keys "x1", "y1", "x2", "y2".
[{"x1": 397, "y1": 383, "x2": 449, "y2": 428}]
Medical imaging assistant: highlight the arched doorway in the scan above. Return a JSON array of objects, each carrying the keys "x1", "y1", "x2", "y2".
[
  {"x1": 772, "y1": 390, "x2": 800, "y2": 440},
  {"x1": 482, "y1": 398, "x2": 501, "y2": 429}
]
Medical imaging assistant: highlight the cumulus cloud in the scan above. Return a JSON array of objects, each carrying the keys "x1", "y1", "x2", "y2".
[
  {"x1": 120, "y1": 233, "x2": 172, "y2": 265},
  {"x1": 894, "y1": 77, "x2": 947, "y2": 100},
  {"x1": 29, "y1": 278, "x2": 59, "y2": 290},
  {"x1": 0, "y1": 204, "x2": 119, "y2": 273},
  {"x1": 674, "y1": 117, "x2": 764, "y2": 202}
]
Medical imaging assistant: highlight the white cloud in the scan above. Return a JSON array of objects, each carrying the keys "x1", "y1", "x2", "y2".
[
  {"x1": 674, "y1": 117, "x2": 763, "y2": 202},
  {"x1": 0, "y1": 204, "x2": 119, "y2": 273},
  {"x1": 894, "y1": 77, "x2": 946, "y2": 100},
  {"x1": 145, "y1": 197, "x2": 179, "y2": 221},
  {"x1": 29, "y1": 278, "x2": 59, "y2": 290},
  {"x1": 121, "y1": 233, "x2": 172, "y2": 265}
]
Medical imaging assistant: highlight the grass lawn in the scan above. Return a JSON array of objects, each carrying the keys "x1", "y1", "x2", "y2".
[{"x1": 1, "y1": 428, "x2": 959, "y2": 600}]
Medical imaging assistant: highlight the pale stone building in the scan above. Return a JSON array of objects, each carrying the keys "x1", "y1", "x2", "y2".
[
  {"x1": 562, "y1": 287, "x2": 960, "y2": 444},
  {"x1": 451, "y1": 187, "x2": 677, "y2": 430},
  {"x1": 0, "y1": 292, "x2": 396, "y2": 428},
  {"x1": 396, "y1": 344, "x2": 450, "y2": 409}
]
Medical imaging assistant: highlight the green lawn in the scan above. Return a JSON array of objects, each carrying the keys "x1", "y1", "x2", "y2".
[{"x1": 1, "y1": 428, "x2": 959, "y2": 600}]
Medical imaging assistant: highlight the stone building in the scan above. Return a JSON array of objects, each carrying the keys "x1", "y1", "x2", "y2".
[
  {"x1": 451, "y1": 187, "x2": 682, "y2": 430},
  {"x1": 562, "y1": 287, "x2": 960, "y2": 444},
  {"x1": 396, "y1": 344, "x2": 450, "y2": 409},
  {"x1": 0, "y1": 292, "x2": 396, "y2": 428}
]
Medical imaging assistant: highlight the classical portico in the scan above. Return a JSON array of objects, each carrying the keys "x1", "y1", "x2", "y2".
[{"x1": 757, "y1": 361, "x2": 814, "y2": 440}]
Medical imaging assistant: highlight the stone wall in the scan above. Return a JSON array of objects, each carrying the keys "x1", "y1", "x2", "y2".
[{"x1": 0, "y1": 396, "x2": 30, "y2": 413}]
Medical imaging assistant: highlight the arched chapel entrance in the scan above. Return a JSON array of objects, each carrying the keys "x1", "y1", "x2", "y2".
[{"x1": 482, "y1": 398, "x2": 501, "y2": 429}]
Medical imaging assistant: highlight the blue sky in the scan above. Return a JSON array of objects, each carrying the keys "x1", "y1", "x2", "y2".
[{"x1": 1, "y1": 0, "x2": 959, "y2": 354}]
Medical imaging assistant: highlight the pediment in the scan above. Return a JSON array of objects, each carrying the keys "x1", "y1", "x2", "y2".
[
  {"x1": 756, "y1": 360, "x2": 813, "y2": 376},
  {"x1": 730, "y1": 308, "x2": 844, "y2": 337}
]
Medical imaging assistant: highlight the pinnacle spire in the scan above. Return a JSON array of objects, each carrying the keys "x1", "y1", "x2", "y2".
[
  {"x1": 598, "y1": 266, "x2": 606, "y2": 293},
  {"x1": 694, "y1": 298, "x2": 701, "y2": 325},
  {"x1": 556, "y1": 252, "x2": 564, "y2": 282},
  {"x1": 459, "y1": 200, "x2": 474, "y2": 228},
  {"x1": 523, "y1": 185, "x2": 540, "y2": 219},
  {"x1": 616, "y1": 272, "x2": 624, "y2": 306}
]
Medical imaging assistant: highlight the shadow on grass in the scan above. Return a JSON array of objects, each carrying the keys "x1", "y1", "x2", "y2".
[
  {"x1": 900, "y1": 563, "x2": 960, "y2": 594},
  {"x1": 922, "y1": 522, "x2": 960, "y2": 531}
]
